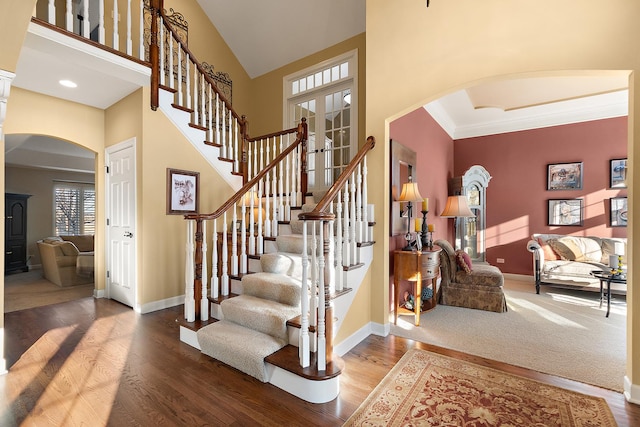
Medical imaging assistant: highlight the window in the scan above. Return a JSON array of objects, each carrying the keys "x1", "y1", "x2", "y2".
[{"x1": 54, "y1": 182, "x2": 95, "y2": 235}]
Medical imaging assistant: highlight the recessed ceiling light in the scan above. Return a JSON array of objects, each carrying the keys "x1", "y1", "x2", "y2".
[{"x1": 59, "y1": 79, "x2": 77, "y2": 88}]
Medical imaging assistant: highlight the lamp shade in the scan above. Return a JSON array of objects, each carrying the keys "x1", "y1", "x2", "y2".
[
  {"x1": 398, "y1": 182, "x2": 423, "y2": 202},
  {"x1": 440, "y1": 195, "x2": 475, "y2": 218}
]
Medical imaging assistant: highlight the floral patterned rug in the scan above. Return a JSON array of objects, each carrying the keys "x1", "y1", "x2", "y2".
[{"x1": 345, "y1": 349, "x2": 617, "y2": 426}]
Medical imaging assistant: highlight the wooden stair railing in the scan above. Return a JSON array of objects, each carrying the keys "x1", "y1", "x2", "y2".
[
  {"x1": 183, "y1": 119, "x2": 308, "y2": 322},
  {"x1": 297, "y1": 136, "x2": 376, "y2": 370}
]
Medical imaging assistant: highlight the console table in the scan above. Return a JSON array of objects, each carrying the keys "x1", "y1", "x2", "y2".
[{"x1": 393, "y1": 246, "x2": 441, "y2": 326}]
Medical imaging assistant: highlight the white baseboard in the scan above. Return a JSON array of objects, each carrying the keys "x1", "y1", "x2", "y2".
[
  {"x1": 334, "y1": 321, "x2": 389, "y2": 357},
  {"x1": 93, "y1": 288, "x2": 106, "y2": 298},
  {"x1": 139, "y1": 294, "x2": 185, "y2": 314},
  {"x1": 624, "y1": 375, "x2": 640, "y2": 404}
]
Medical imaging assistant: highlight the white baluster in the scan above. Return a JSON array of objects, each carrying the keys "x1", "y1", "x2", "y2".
[
  {"x1": 221, "y1": 211, "x2": 229, "y2": 295},
  {"x1": 317, "y1": 222, "x2": 326, "y2": 371},
  {"x1": 177, "y1": 46, "x2": 183, "y2": 105},
  {"x1": 48, "y1": 0, "x2": 56, "y2": 25},
  {"x1": 201, "y1": 220, "x2": 209, "y2": 320},
  {"x1": 285, "y1": 140, "x2": 291, "y2": 221},
  {"x1": 264, "y1": 139, "x2": 271, "y2": 237},
  {"x1": 211, "y1": 219, "x2": 219, "y2": 299},
  {"x1": 159, "y1": 18, "x2": 165, "y2": 86},
  {"x1": 231, "y1": 202, "x2": 238, "y2": 276},
  {"x1": 112, "y1": 0, "x2": 119, "y2": 50},
  {"x1": 168, "y1": 27, "x2": 174, "y2": 89},
  {"x1": 257, "y1": 159, "x2": 264, "y2": 256},
  {"x1": 201, "y1": 76, "x2": 206, "y2": 130},
  {"x1": 248, "y1": 188, "x2": 256, "y2": 256},
  {"x1": 335, "y1": 193, "x2": 343, "y2": 292},
  {"x1": 296, "y1": 145, "x2": 303, "y2": 206},
  {"x1": 185, "y1": 57, "x2": 191, "y2": 110},
  {"x1": 184, "y1": 220, "x2": 195, "y2": 322},
  {"x1": 253, "y1": 140, "x2": 258, "y2": 181},
  {"x1": 192, "y1": 65, "x2": 198, "y2": 126},
  {"x1": 342, "y1": 182, "x2": 350, "y2": 267},
  {"x1": 328, "y1": 203, "x2": 336, "y2": 295},
  {"x1": 278, "y1": 137, "x2": 284, "y2": 221},
  {"x1": 362, "y1": 156, "x2": 369, "y2": 242},
  {"x1": 233, "y1": 117, "x2": 239, "y2": 171},
  {"x1": 356, "y1": 163, "x2": 363, "y2": 244},
  {"x1": 65, "y1": 0, "x2": 73, "y2": 31},
  {"x1": 241, "y1": 196, "x2": 247, "y2": 274},
  {"x1": 310, "y1": 224, "x2": 317, "y2": 329},
  {"x1": 350, "y1": 171, "x2": 357, "y2": 265},
  {"x1": 215, "y1": 93, "x2": 220, "y2": 146},
  {"x1": 99, "y1": 0, "x2": 105, "y2": 46},
  {"x1": 271, "y1": 137, "x2": 278, "y2": 236},
  {"x1": 221, "y1": 105, "x2": 227, "y2": 158},
  {"x1": 299, "y1": 221, "x2": 310, "y2": 367},
  {"x1": 138, "y1": 0, "x2": 144, "y2": 59},
  {"x1": 82, "y1": 0, "x2": 90, "y2": 38},
  {"x1": 126, "y1": 0, "x2": 132, "y2": 55},
  {"x1": 207, "y1": 85, "x2": 213, "y2": 142}
]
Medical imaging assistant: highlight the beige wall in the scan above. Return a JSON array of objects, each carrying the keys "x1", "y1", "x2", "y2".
[
  {"x1": 0, "y1": 0, "x2": 36, "y2": 72},
  {"x1": 5, "y1": 166, "x2": 95, "y2": 266},
  {"x1": 249, "y1": 34, "x2": 366, "y2": 138},
  {"x1": 366, "y1": 0, "x2": 638, "y2": 397},
  {"x1": 164, "y1": 0, "x2": 252, "y2": 116}
]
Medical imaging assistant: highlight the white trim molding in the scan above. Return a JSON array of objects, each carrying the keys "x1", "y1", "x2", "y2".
[
  {"x1": 0, "y1": 69, "x2": 16, "y2": 141},
  {"x1": 624, "y1": 375, "x2": 640, "y2": 404}
]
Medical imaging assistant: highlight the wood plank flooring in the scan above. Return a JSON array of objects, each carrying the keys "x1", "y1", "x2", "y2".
[{"x1": 1, "y1": 297, "x2": 639, "y2": 426}]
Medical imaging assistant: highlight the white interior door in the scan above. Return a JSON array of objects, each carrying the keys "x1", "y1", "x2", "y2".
[{"x1": 106, "y1": 140, "x2": 137, "y2": 308}]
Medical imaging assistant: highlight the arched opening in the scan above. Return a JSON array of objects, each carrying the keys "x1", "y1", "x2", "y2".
[{"x1": 4, "y1": 134, "x2": 97, "y2": 312}]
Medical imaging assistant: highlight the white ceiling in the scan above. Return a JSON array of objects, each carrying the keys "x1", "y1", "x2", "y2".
[{"x1": 5, "y1": 6, "x2": 630, "y2": 173}]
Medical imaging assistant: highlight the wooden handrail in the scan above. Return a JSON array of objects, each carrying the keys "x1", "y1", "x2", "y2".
[
  {"x1": 184, "y1": 118, "x2": 308, "y2": 221},
  {"x1": 299, "y1": 136, "x2": 376, "y2": 221}
]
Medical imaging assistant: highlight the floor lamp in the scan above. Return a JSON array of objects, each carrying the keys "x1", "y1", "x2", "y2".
[
  {"x1": 440, "y1": 195, "x2": 475, "y2": 250},
  {"x1": 398, "y1": 181, "x2": 424, "y2": 250}
]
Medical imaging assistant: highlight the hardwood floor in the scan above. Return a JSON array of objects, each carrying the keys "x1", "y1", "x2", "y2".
[{"x1": 1, "y1": 297, "x2": 639, "y2": 426}]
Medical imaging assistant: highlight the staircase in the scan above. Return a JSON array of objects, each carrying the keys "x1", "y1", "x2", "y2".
[{"x1": 32, "y1": 0, "x2": 377, "y2": 404}]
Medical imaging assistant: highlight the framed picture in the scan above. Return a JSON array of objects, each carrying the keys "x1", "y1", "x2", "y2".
[
  {"x1": 548, "y1": 199, "x2": 583, "y2": 226},
  {"x1": 547, "y1": 162, "x2": 583, "y2": 190},
  {"x1": 167, "y1": 168, "x2": 199, "y2": 215},
  {"x1": 610, "y1": 158, "x2": 627, "y2": 188},
  {"x1": 610, "y1": 197, "x2": 627, "y2": 227}
]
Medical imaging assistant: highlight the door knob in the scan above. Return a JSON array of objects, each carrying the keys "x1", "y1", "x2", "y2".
[{"x1": 124, "y1": 231, "x2": 133, "y2": 238}]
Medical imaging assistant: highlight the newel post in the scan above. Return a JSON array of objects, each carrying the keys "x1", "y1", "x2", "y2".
[
  {"x1": 194, "y1": 218, "x2": 204, "y2": 319},
  {"x1": 149, "y1": 0, "x2": 161, "y2": 111}
]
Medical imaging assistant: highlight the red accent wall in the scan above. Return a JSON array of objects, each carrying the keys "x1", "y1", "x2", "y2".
[
  {"x1": 454, "y1": 116, "x2": 628, "y2": 275},
  {"x1": 389, "y1": 108, "x2": 454, "y2": 305}
]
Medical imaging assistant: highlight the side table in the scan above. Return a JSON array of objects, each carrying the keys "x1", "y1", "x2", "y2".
[
  {"x1": 393, "y1": 246, "x2": 441, "y2": 326},
  {"x1": 590, "y1": 270, "x2": 627, "y2": 317}
]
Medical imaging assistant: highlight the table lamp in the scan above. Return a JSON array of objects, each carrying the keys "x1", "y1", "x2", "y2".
[
  {"x1": 398, "y1": 181, "x2": 424, "y2": 250},
  {"x1": 440, "y1": 195, "x2": 475, "y2": 250}
]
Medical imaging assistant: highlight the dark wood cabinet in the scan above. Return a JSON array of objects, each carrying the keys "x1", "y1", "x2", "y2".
[{"x1": 5, "y1": 193, "x2": 30, "y2": 274}]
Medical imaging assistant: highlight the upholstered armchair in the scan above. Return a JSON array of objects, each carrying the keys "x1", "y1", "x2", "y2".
[{"x1": 434, "y1": 239, "x2": 507, "y2": 313}]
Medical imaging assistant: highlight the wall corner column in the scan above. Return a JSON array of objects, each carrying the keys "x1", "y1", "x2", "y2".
[{"x1": 0, "y1": 68, "x2": 16, "y2": 375}]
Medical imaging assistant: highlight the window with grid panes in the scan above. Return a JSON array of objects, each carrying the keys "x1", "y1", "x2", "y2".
[{"x1": 54, "y1": 182, "x2": 95, "y2": 235}]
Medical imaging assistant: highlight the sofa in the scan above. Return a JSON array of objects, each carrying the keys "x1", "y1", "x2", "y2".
[
  {"x1": 434, "y1": 239, "x2": 507, "y2": 313},
  {"x1": 36, "y1": 235, "x2": 94, "y2": 287},
  {"x1": 526, "y1": 233, "x2": 627, "y2": 294}
]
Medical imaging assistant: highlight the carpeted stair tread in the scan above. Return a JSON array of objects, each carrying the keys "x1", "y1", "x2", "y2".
[
  {"x1": 241, "y1": 272, "x2": 302, "y2": 305},
  {"x1": 197, "y1": 320, "x2": 286, "y2": 382},
  {"x1": 221, "y1": 295, "x2": 301, "y2": 341}
]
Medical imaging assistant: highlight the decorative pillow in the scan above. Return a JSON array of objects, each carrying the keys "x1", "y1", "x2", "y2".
[
  {"x1": 58, "y1": 241, "x2": 80, "y2": 256},
  {"x1": 455, "y1": 250, "x2": 472, "y2": 273},
  {"x1": 537, "y1": 238, "x2": 560, "y2": 261},
  {"x1": 547, "y1": 238, "x2": 582, "y2": 261}
]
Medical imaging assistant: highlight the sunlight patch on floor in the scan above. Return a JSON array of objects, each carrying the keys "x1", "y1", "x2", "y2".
[
  {"x1": 507, "y1": 297, "x2": 586, "y2": 329},
  {"x1": 3, "y1": 312, "x2": 135, "y2": 425}
]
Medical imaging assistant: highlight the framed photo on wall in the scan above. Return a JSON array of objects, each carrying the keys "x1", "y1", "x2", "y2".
[
  {"x1": 167, "y1": 168, "x2": 199, "y2": 215},
  {"x1": 548, "y1": 199, "x2": 583, "y2": 226},
  {"x1": 547, "y1": 162, "x2": 583, "y2": 190},
  {"x1": 610, "y1": 197, "x2": 627, "y2": 227},
  {"x1": 610, "y1": 158, "x2": 627, "y2": 188}
]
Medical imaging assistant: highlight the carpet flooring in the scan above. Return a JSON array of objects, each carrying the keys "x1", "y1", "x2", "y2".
[
  {"x1": 4, "y1": 270, "x2": 94, "y2": 313},
  {"x1": 344, "y1": 348, "x2": 618, "y2": 426},
  {"x1": 391, "y1": 278, "x2": 626, "y2": 392}
]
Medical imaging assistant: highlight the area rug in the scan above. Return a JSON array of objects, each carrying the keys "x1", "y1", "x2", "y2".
[{"x1": 344, "y1": 349, "x2": 617, "y2": 426}]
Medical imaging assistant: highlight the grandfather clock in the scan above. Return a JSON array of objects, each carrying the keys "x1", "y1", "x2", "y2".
[
  {"x1": 5, "y1": 193, "x2": 31, "y2": 274},
  {"x1": 449, "y1": 166, "x2": 491, "y2": 263}
]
